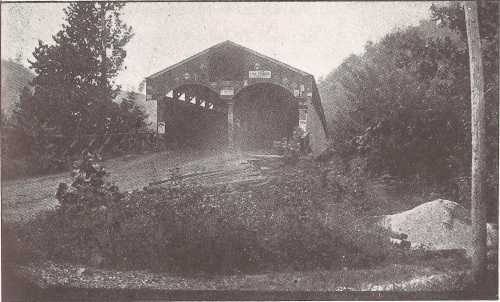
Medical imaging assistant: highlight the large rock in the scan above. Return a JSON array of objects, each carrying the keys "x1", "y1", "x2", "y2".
[{"x1": 374, "y1": 199, "x2": 497, "y2": 256}]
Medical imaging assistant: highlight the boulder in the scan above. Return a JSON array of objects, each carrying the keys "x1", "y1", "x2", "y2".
[{"x1": 373, "y1": 199, "x2": 497, "y2": 257}]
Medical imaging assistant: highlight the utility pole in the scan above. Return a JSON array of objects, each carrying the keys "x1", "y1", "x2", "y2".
[
  {"x1": 100, "y1": 2, "x2": 107, "y2": 88},
  {"x1": 99, "y1": 2, "x2": 108, "y2": 135},
  {"x1": 463, "y1": 0, "x2": 487, "y2": 287}
]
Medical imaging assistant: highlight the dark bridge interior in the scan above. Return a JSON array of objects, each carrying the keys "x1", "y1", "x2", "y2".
[
  {"x1": 234, "y1": 83, "x2": 298, "y2": 151},
  {"x1": 162, "y1": 85, "x2": 227, "y2": 150}
]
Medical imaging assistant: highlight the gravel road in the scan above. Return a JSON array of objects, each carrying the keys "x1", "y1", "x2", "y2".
[{"x1": 1, "y1": 150, "x2": 223, "y2": 223}]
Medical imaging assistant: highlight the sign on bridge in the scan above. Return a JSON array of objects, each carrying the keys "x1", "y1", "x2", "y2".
[{"x1": 249, "y1": 70, "x2": 271, "y2": 79}]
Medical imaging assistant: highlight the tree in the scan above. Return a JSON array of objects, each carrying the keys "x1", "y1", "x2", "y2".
[
  {"x1": 8, "y1": 3, "x2": 144, "y2": 175},
  {"x1": 431, "y1": 2, "x2": 498, "y2": 214},
  {"x1": 20, "y1": 2, "x2": 133, "y2": 139},
  {"x1": 111, "y1": 91, "x2": 149, "y2": 133},
  {"x1": 321, "y1": 25, "x2": 468, "y2": 176},
  {"x1": 318, "y1": 2, "x2": 498, "y2": 213}
]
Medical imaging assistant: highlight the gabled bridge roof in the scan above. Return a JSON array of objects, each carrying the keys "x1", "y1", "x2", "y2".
[{"x1": 146, "y1": 40, "x2": 311, "y2": 80}]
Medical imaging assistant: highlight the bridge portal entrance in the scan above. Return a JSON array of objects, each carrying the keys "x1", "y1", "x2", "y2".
[{"x1": 234, "y1": 83, "x2": 298, "y2": 151}]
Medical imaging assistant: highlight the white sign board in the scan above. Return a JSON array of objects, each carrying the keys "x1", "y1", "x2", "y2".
[
  {"x1": 158, "y1": 122, "x2": 166, "y2": 134},
  {"x1": 220, "y1": 87, "x2": 234, "y2": 96},
  {"x1": 249, "y1": 70, "x2": 271, "y2": 79},
  {"x1": 299, "y1": 120, "x2": 307, "y2": 132}
]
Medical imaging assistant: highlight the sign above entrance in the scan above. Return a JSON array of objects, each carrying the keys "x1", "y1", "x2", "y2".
[
  {"x1": 220, "y1": 87, "x2": 234, "y2": 96},
  {"x1": 249, "y1": 70, "x2": 271, "y2": 79}
]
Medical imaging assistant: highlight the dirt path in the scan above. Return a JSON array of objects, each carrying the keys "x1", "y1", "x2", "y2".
[{"x1": 1, "y1": 149, "x2": 226, "y2": 223}]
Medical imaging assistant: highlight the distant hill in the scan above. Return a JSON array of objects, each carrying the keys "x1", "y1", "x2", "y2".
[
  {"x1": 115, "y1": 90, "x2": 157, "y2": 129},
  {"x1": 1, "y1": 59, "x2": 35, "y2": 116}
]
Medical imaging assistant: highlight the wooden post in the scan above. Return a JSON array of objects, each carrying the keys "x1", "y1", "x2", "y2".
[
  {"x1": 464, "y1": 0, "x2": 487, "y2": 286},
  {"x1": 100, "y1": 3, "x2": 107, "y2": 87},
  {"x1": 227, "y1": 101, "x2": 234, "y2": 150}
]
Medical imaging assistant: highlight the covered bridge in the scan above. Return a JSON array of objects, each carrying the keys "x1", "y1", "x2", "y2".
[{"x1": 146, "y1": 40, "x2": 329, "y2": 155}]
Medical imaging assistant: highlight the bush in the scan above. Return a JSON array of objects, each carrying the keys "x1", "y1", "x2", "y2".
[{"x1": 22, "y1": 156, "x2": 395, "y2": 274}]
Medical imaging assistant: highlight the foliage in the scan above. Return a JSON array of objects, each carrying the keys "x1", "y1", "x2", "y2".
[
  {"x1": 318, "y1": 2, "x2": 498, "y2": 217},
  {"x1": 281, "y1": 127, "x2": 306, "y2": 164},
  {"x1": 20, "y1": 2, "x2": 134, "y2": 137},
  {"x1": 5, "y1": 3, "x2": 149, "y2": 177},
  {"x1": 5, "y1": 87, "x2": 69, "y2": 175},
  {"x1": 112, "y1": 91, "x2": 150, "y2": 133},
  {"x1": 21, "y1": 157, "x2": 395, "y2": 274}
]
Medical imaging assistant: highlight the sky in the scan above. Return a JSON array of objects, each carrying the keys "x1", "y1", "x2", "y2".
[{"x1": 1, "y1": 2, "x2": 434, "y2": 91}]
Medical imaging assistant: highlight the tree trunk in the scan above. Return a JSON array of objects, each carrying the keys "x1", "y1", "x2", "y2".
[{"x1": 464, "y1": 0, "x2": 487, "y2": 287}]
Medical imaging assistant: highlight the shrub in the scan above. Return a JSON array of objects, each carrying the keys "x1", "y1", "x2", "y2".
[{"x1": 22, "y1": 155, "x2": 396, "y2": 274}]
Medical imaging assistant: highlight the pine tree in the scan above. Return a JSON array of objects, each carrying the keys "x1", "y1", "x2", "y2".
[
  {"x1": 24, "y1": 2, "x2": 133, "y2": 138},
  {"x1": 8, "y1": 2, "x2": 139, "y2": 174}
]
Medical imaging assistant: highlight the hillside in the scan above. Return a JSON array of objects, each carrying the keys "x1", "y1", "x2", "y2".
[{"x1": 1, "y1": 59, "x2": 35, "y2": 116}]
